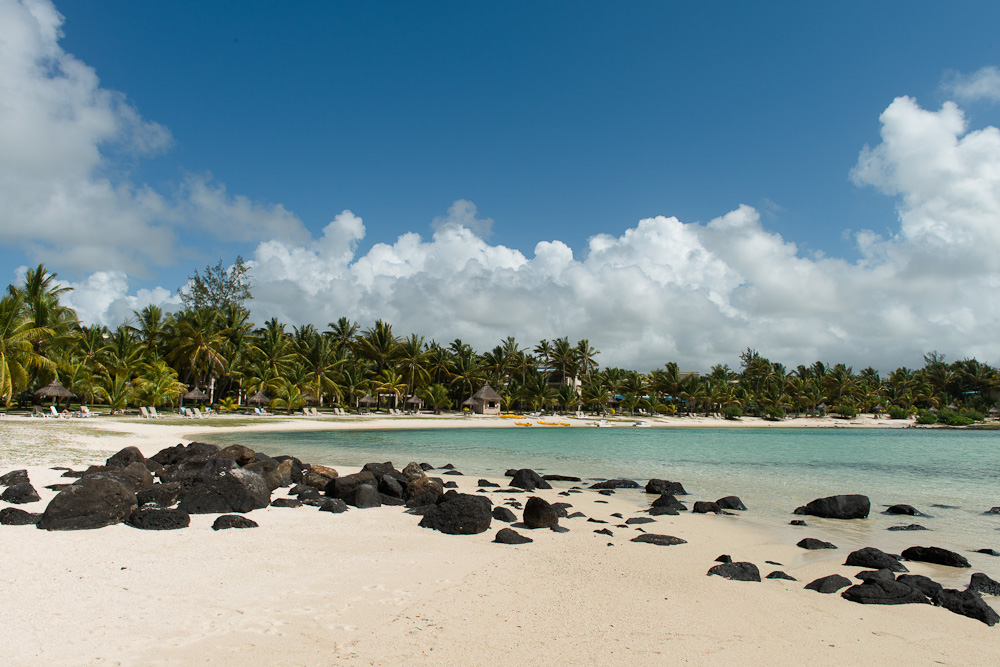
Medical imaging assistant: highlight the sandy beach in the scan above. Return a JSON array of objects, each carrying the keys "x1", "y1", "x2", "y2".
[{"x1": 1, "y1": 413, "x2": 997, "y2": 666}]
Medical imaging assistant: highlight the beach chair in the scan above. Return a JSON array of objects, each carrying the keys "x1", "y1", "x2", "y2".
[
  {"x1": 183, "y1": 408, "x2": 195, "y2": 418},
  {"x1": 32, "y1": 405, "x2": 50, "y2": 418},
  {"x1": 79, "y1": 406, "x2": 97, "y2": 418},
  {"x1": 192, "y1": 408, "x2": 205, "y2": 419},
  {"x1": 148, "y1": 407, "x2": 162, "y2": 419},
  {"x1": 310, "y1": 407, "x2": 319, "y2": 416},
  {"x1": 139, "y1": 406, "x2": 150, "y2": 419},
  {"x1": 301, "y1": 408, "x2": 310, "y2": 416}
]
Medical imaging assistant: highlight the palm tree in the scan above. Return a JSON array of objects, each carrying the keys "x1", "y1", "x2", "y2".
[
  {"x1": 419, "y1": 383, "x2": 452, "y2": 414},
  {"x1": 271, "y1": 379, "x2": 307, "y2": 414},
  {"x1": 96, "y1": 374, "x2": 133, "y2": 412},
  {"x1": 574, "y1": 339, "x2": 600, "y2": 384},
  {"x1": 0, "y1": 293, "x2": 55, "y2": 405},
  {"x1": 134, "y1": 360, "x2": 187, "y2": 407},
  {"x1": 167, "y1": 308, "x2": 228, "y2": 389},
  {"x1": 326, "y1": 316, "x2": 359, "y2": 354},
  {"x1": 354, "y1": 320, "x2": 399, "y2": 374},
  {"x1": 373, "y1": 368, "x2": 408, "y2": 410},
  {"x1": 398, "y1": 334, "x2": 431, "y2": 399}
]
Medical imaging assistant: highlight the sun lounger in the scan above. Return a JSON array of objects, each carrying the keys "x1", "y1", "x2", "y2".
[
  {"x1": 79, "y1": 406, "x2": 97, "y2": 418},
  {"x1": 310, "y1": 407, "x2": 320, "y2": 416},
  {"x1": 32, "y1": 405, "x2": 50, "y2": 418},
  {"x1": 148, "y1": 407, "x2": 162, "y2": 419},
  {"x1": 183, "y1": 408, "x2": 195, "y2": 418},
  {"x1": 192, "y1": 408, "x2": 205, "y2": 419},
  {"x1": 139, "y1": 406, "x2": 150, "y2": 419}
]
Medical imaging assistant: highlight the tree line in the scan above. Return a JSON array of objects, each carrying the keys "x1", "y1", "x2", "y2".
[{"x1": 2, "y1": 264, "x2": 997, "y2": 423}]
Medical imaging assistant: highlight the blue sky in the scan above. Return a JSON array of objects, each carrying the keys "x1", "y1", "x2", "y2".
[{"x1": 3, "y1": 0, "x2": 1000, "y2": 372}]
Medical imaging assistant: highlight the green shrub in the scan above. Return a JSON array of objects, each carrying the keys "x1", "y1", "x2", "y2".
[
  {"x1": 960, "y1": 408, "x2": 984, "y2": 422},
  {"x1": 762, "y1": 406, "x2": 785, "y2": 420},
  {"x1": 886, "y1": 405, "x2": 908, "y2": 420},
  {"x1": 835, "y1": 403, "x2": 857, "y2": 418},
  {"x1": 915, "y1": 411, "x2": 938, "y2": 425},
  {"x1": 721, "y1": 405, "x2": 742, "y2": 420},
  {"x1": 937, "y1": 408, "x2": 973, "y2": 426}
]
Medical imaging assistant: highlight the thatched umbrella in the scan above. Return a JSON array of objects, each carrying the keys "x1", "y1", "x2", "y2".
[
  {"x1": 34, "y1": 380, "x2": 75, "y2": 410},
  {"x1": 358, "y1": 393, "x2": 376, "y2": 412},
  {"x1": 248, "y1": 391, "x2": 270, "y2": 405},
  {"x1": 405, "y1": 395, "x2": 423, "y2": 413},
  {"x1": 301, "y1": 390, "x2": 318, "y2": 405},
  {"x1": 184, "y1": 387, "x2": 208, "y2": 403}
]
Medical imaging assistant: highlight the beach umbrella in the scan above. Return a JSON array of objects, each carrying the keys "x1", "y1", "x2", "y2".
[
  {"x1": 248, "y1": 391, "x2": 270, "y2": 405},
  {"x1": 358, "y1": 393, "x2": 376, "y2": 405},
  {"x1": 184, "y1": 387, "x2": 208, "y2": 402},
  {"x1": 34, "y1": 380, "x2": 75, "y2": 400},
  {"x1": 405, "y1": 395, "x2": 423, "y2": 406}
]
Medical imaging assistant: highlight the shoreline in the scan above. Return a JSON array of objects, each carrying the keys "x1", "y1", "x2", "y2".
[{"x1": 2, "y1": 415, "x2": 998, "y2": 665}]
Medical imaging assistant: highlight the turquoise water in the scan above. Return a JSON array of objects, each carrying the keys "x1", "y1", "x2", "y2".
[{"x1": 200, "y1": 427, "x2": 1000, "y2": 563}]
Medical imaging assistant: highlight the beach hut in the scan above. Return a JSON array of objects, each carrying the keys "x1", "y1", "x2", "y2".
[
  {"x1": 248, "y1": 391, "x2": 270, "y2": 406},
  {"x1": 184, "y1": 387, "x2": 208, "y2": 403},
  {"x1": 468, "y1": 383, "x2": 502, "y2": 416},
  {"x1": 358, "y1": 393, "x2": 376, "y2": 413},
  {"x1": 34, "y1": 380, "x2": 75, "y2": 411},
  {"x1": 405, "y1": 395, "x2": 423, "y2": 414}
]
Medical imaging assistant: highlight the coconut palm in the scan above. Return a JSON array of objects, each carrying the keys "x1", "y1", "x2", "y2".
[
  {"x1": 373, "y1": 367, "x2": 408, "y2": 410},
  {"x1": 0, "y1": 293, "x2": 55, "y2": 406},
  {"x1": 167, "y1": 308, "x2": 228, "y2": 387},
  {"x1": 398, "y1": 334, "x2": 431, "y2": 399},
  {"x1": 354, "y1": 320, "x2": 399, "y2": 374},
  {"x1": 419, "y1": 382, "x2": 452, "y2": 414},
  {"x1": 134, "y1": 360, "x2": 187, "y2": 407},
  {"x1": 96, "y1": 374, "x2": 133, "y2": 412}
]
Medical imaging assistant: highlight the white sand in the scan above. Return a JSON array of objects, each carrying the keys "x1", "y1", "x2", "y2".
[{"x1": 1, "y1": 415, "x2": 996, "y2": 666}]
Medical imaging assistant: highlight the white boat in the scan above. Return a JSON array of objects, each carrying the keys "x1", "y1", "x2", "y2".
[{"x1": 633, "y1": 420, "x2": 650, "y2": 427}]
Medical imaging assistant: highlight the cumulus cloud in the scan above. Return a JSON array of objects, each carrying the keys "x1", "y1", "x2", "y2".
[
  {"x1": 942, "y1": 66, "x2": 1000, "y2": 104},
  {"x1": 0, "y1": 0, "x2": 309, "y2": 274}
]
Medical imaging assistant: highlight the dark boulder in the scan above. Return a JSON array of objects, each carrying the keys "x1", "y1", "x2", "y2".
[
  {"x1": 318, "y1": 498, "x2": 349, "y2": 514},
  {"x1": 523, "y1": 496, "x2": 559, "y2": 529},
  {"x1": 888, "y1": 524, "x2": 928, "y2": 531},
  {"x1": 325, "y1": 471, "x2": 377, "y2": 499},
  {"x1": 109, "y1": 461, "x2": 154, "y2": 492},
  {"x1": 626, "y1": 517, "x2": 656, "y2": 525},
  {"x1": 478, "y1": 479, "x2": 501, "y2": 488},
  {"x1": 594, "y1": 528, "x2": 613, "y2": 536},
  {"x1": 707, "y1": 562, "x2": 760, "y2": 582},
  {"x1": 841, "y1": 578, "x2": 930, "y2": 604},
  {"x1": 177, "y1": 464, "x2": 270, "y2": 515},
  {"x1": 345, "y1": 484, "x2": 381, "y2": 509},
  {"x1": 590, "y1": 479, "x2": 640, "y2": 490},
  {"x1": 419, "y1": 493, "x2": 491, "y2": 535},
  {"x1": 106, "y1": 446, "x2": 145, "y2": 469},
  {"x1": 715, "y1": 554, "x2": 732, "y2": 563},
  {"x1": 717, "y1": 496, "x2": 747, "y2": 511},
  {"x1": 645, "y1": 478, "x2": 687, "y2": 495},
  {"x1": 303, "y1": 466, "x2": 338, "y2": 491},
  {"x1": 982, "y1": 507, "x2": 1000, "y2": 515},
  {"x1": 509, "y1": 469, "x2": 551, "y2": 492},
  {"x1": 793, "y1": 494, "x2": 870, "y2": 519},
  {"x1": 0, "y1": 507, "x2": 41, "y2": 525},
  {"x1": 362, "y1": 461, "x2": 403, "y2": 481},
  {"x1": 631, "y1": 534, "x2": 687, "y2": 546},
  {"x1": 844, "y1": 547, "x2": 908, "y2": 573},
  {"x1": 649, "y1": 506, "x2": 679, "y2": 516},
  {"x1": 897, "y1": 574, "x2": 944, "y2": 599},
  {"x1": 767, "y1": 571, "x2": 797, "y2": 581},
  {"x1": 883, "y1": 504, "x2": 926, "y2": 517},
  {"x1": 692, "y1": 501, "x2": 722, "y2": 514},
  {"x1": 542, "y1": 474, "x2": 581, "y2": 482},
  {"x1": 125, "y1": 507, "x2": 190, "y2": 530},
  {"x1": 901, "y1": 546, "x2": 970, "y2": 568},
  {"x1": 0, "y1": 469, "x2": 29, "y2": 486},
  {"x1": 443, "y1": 481, "x2": 459, "y2": 489},
  {"x1": 211, "y1": 515, "x2": 258, "y2": 530},
  {"x1": 651, "y1": 494, "x2": 687, "y2": 512},
  {"x1": 37, "y1": 475, "x2": 137, "y2": 531},
  {"x1": 270, "y1": 497, "x2": 302, "y2": 508},
  {"x1": 379, "y1": 493, "x2": 405, "y2": 507},
  {"x1": 443, "y1": 470, "x2": 464, "y2": 476},
  {"x1": 797, "y1": 538, "x2": 837, "y2": 550},
  {"x1": 790, "y1": 520, "x2": 807, "y2": 526},
  {"x1": 243, "y1": 459, "x2": 286, "y2": 492},
  {"x1": 150, "y1": 442, "x2": 219, "y2": 466},
  {"x1": 856, "y1": 569, "x2": 896, "y2": 582},
  {"x1": 975, "y1": 548, "x2": 1000, "y2": 556},
  {"x1": 805, "y1": 574, "x2": 853, "y2": 594},
  {"x1": 404, "y1": 476, "x2": 444, "y2": 507},
  {"x1": 379, "y1": 475, "x2": 404, "y2": 499},
  {"x1": 494, "y1": 527, "x2": 533, "y2": 544},
  {"x1": 934, "y1": 589, "x2": 999, "y2": 626},
  {"x1": 967, "y1": 572, "x2": 1000, "y2": 597},
  {"x1": 492, "y1": 506, "x2": 517, "y2": 522},
  {"x1": 213, "y1": 444, "x2": 256, "y2": 466},
  {"x1": 136, "y1": 482, "x2": 181, "y2": 508},
  {"x1": 1, "y1": 482, "x2": 40, "y2": 504}
]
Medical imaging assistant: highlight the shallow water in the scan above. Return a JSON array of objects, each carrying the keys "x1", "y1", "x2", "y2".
[{"x1": 201, "y1": 426, "x2": 1000, "y2": 575}]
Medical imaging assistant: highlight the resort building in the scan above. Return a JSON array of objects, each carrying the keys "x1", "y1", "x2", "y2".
[{"x1": 466, "y1": 383, "x2": 502, "y2": 415}]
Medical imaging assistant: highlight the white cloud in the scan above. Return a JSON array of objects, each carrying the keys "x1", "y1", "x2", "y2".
[
  {"x1": 942, "y1": 66, "x2": 1000, "y2": 104},
  {"x1": 0, "y1": 0, "x2": 309, "y2": 275}
]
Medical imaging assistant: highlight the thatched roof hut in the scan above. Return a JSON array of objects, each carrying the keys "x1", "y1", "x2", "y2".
[{"x1": 468, "y1": 383, "x2": 502, "y2": 415}]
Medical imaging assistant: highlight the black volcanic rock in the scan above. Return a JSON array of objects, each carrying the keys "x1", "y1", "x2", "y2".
[
  {"x1": 793, "y1": 494, "x2": 870, "y2": 519},
  {"x1": 419, "y1": 493, "x2": 491, "y2": 535},
  {"x1": 523, "y1": 496, "x2": 559, "y2": 529},
  {"x1": 494, "y1": 527, "x2": 533, "y2": 544},
  {"x1": 901, "y1": 546, "x2": 970, "y2": 568},
  {"x1": 844, "y1": 547, "x2": 908, "y2": 573},
  {"x1": 631, "y1": 533, "x2": 686, "y2": 546},
  {"x1": 707, "y1": 562, "x2": 760, "y2": 582},
  {"x1": 212, "y1": 514, "x2": 258, "y2": 530},
  {"x1": 841, "y1": 578, "x2": 930, "y2": 605},
  {"x1": 717, "y1": 496, "x2": 747, "y2": 511},
  {"x1": 645, "y1": 479, "x2": 688, "y2": 495},
  {"x1": 590, "y1": 479, "x2": 640, "y2": 490},
  {"x1": 805, "y1": 574, "x2": 853, "y2": 594},
  {"x1": 797, "y1": 538, "x2": 837, "y2": 550}
]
